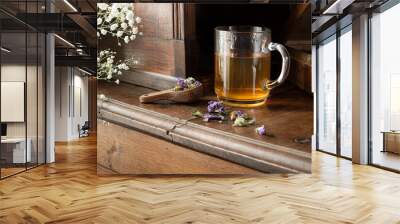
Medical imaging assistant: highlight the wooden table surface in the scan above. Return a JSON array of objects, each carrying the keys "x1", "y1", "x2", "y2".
[{"x1": 98, "y1": 81, "x2": 313, "y2": 153}]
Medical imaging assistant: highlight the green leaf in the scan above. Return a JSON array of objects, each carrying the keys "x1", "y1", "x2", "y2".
[{"x1": 192, "y1": 110, "x2": 203, "y2": 118}]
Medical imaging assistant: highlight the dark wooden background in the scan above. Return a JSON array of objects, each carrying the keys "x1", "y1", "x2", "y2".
[{"x1": 98, "y1": 3, "x2": 311, "y2": 94}]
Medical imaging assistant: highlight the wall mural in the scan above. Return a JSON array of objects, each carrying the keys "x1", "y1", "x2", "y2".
[{"x1": 96, "y1": 3, "x2": 313, "y2": 175}]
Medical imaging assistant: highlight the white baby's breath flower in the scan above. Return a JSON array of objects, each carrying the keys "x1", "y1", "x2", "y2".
[
  {"x1": 120, "y1": 63, "x2": 129, "y2": 70},
  {"x1": 97, "y1": 49, "x2": 135, "y2": 81},
  {"x1": 110, "y1": 23, "x2": 118, "y2": 31},
  {"x1": 110, "y1": 4, "x2": 119, "y2": 16},
  {"x1": 97, "y1": 4, "x2": 142, "y2": 81},
  {"x1": 131, "y1": 26, "x2": 138, "y2": 34},
  {"x1": 112, "y1": 4, "x2": 119, "y2": 10},
  {"x1": 105, "y1": 15, "x2": 112, "y2": 23},
  {"x1": 121, "y1": 22, "x2": 128, "y2": 30},
  {"x1": 126, "y1": 11, "x2": 134, "y2": 21},
  {"x1": 97, "y1": 3, "x2": 108, "y2": 11},
  {"x1": 97, "y1": 3, "x2": 141, "y2": 42},
  {"x1": 124, "y1": 36, "x2": 129, "y2": 44}
]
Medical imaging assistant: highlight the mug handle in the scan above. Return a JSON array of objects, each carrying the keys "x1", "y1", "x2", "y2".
[{"x1": 262, "y1": 42, "x2": 290, "y2": 90}]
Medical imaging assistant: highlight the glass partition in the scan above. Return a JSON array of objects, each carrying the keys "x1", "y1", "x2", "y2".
[
  {"x1": 1, "y1": 31, "x2": 28, "y2": 177},
  {"x1": 370, "y1": 2, "x2": 400, "y2": 171},
  {"x1": 38, "y1": 32, "x2": 45, "y2": 165},
  {"x1": 316, "y1": 24, "x2": 353, "y2": 159},
  {"x1": 27, "y1": 30, "x2": 38, "y2": 169},
  {"x1": 317, "y1": 35, "x2": 337, "y2": 154},
  {"x1": 339, "y1": 26, "x2": 352, "y2": 158},
  {"x1": 0, "y1": 1, "x2": 46, "y2": 179}
]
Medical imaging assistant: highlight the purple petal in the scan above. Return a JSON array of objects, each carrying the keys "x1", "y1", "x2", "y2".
[
  {"x1": 203, "y1": 113, "x2": 224, "y2": 122},
  {"x1": 236, "y1": 110, "x2": 245, "y2": 117},
  {"x1": 207, "y1": 101, "x2": 225, "y2": 113},
  {"x1": 176, "y1": 78, "x2": 187, "y2": 89},
  {"x1": 256, "y1": 125, "x2": 266, "y2": 135}
]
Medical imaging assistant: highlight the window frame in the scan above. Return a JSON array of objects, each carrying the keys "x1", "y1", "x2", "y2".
[{"x1": 315, "y1": 23, "x2": 353, "y2": 160}]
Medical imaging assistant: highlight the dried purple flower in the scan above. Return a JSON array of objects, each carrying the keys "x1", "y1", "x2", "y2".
[
  {"x1": 174, "y1": 77, "x2": 201, "y2": 91},
  {"x1": 203, "y1": 113, "x2": 225, "y2": 122},
  {"x1": 185, "y1": 77, "x2": 196, "y2": 85},
  {"x1": 207, "y1": 101, "x2": 225, "y2": 113},
  {"x1": 188, "y1": 80, "x2": 201, "y2": 89},
  {"x1": 236, "y1": 110, "x2": 245, "y2": 117},
  {"x1": 176, "y1": 78, "x2": 187, "y2": 90},
  {"x1": 230, "y1": 110, "x2": 248, "y2": 120},
  {"x1": 256, "y1": 125, "x2": 266, "y2": 136}
]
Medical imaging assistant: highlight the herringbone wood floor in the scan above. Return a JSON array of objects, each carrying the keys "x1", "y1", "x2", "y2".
[{"x1": 1, "y1": 135, "x2": 400, "y2": 224}]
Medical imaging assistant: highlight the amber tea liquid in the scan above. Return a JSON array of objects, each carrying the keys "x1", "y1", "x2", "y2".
[{"x1": 215, "y1": 53, "x2": 271, "y2": 107}]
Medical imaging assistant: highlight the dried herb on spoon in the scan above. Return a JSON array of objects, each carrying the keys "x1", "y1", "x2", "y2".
[{"x1": 174, "y1": 77, "x2": 201, "y2": 91}]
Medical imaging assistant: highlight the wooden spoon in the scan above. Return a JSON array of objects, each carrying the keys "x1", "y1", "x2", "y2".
[{"x1": 139, "y1": 84, "x2": 203, "y2": 103}]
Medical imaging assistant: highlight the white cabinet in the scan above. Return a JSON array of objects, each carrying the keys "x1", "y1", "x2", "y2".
[{"x1": 1, "y1": 138, "x2": 32, "y2": 163}]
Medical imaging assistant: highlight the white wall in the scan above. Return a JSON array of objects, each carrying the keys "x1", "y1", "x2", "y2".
[
  {"x1": 72, "y1": 73, "x2": 89, "y2": 138},
  {"x1": 55, "y1": 66, "x2": 70, "y2": 141},
  {"x1": 54, "y1": 67, "x2": 89, "y2": 141},
  {"x1": 1, "y1": 64, "x2": 33, "y2": 138},
  {"x1": 1, "y1": 62, "x2": 46, "y2": 164}
]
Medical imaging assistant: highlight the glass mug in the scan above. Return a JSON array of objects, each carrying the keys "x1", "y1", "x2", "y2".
[{"x1": 215, "y1": 26, "x2": 290, "y2": 107}]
